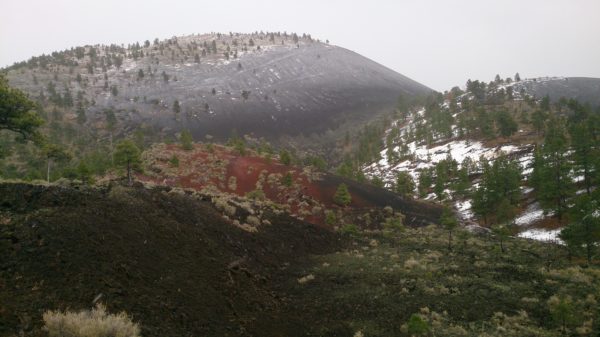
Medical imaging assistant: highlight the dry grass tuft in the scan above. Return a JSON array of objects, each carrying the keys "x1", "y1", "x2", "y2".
[{"x1": 43, "y1": 303, "x2": 141, "y2": 337}]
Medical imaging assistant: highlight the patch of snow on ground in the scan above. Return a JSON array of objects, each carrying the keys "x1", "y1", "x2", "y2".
[
  {"x1": 521, "y1": 186, "x2": 534, "y2": 194},
  {"x1": 455, "y1": 200, "x2": 474, "y2": 220},
  {"x1": 515, "y1": 202, "x2": 546, "y2": 226},
  {"x1": 500, "y1": 145, "x2": 519, "y2": 153},
  {"x1": 518, "y1": 229, "x2": 562, "y2": 243}
]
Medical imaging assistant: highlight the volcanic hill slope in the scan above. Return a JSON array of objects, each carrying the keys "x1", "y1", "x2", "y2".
[
  {"x1": 2, "y1": 182, "x2": 600, "y2": 337},
  {"x1": 139, "y1": 143, "x2": 441, "y2": 228},
  {"x1": 3, "y1": 32, "x2": 431, "y2": 145}
]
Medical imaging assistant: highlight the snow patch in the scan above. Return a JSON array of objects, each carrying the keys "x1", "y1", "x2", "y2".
[{"x1": 518, "y1": 229, "x2": 562, "y2": 243}]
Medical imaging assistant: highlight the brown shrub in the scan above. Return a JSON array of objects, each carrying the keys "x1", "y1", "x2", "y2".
[{"x1": 43, "y1": 303, "x2": 141, "y2": 337}]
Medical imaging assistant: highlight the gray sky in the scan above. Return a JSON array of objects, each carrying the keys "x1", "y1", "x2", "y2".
[{"x1": 1, "y1": 0, "x2": 599, "y2": 91}]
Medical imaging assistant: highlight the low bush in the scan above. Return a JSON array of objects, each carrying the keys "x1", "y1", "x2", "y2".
[{"x1": 43, "y1": 303, "x2": 140, "y2": 337}]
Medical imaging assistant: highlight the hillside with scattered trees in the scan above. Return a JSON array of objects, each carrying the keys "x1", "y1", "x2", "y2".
[{"x1": 363, "y1": 73, "x2": 600, "y2": 244}]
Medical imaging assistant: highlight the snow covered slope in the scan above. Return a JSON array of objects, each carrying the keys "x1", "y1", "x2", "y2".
[{"x1": 362, "y1": 101, "x2": 560, "y2": 241}]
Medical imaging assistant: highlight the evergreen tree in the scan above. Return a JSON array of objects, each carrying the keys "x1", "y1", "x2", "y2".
[
  {"x1": 62, "y1": 86, "x2": 73, "y2": 107},
  {"x1": 114, "y1": 139, "x2": 141, "y2": 185},
  {"x1": 0, "y1": 74, "x2": 44, "y2": 143},
  {"x1": 77, "y1": 160, "x2": 93, "y2": 185},
  {"x1": 281, "y1": 172, "x2": 293, "y2": 187},
  {"x1": 472, "y1": 155, "x2": 521, "y2": 224},
  {"x1": 540, "y1": 95, "x2": 551, "y2": 111},
  {"x1": 569, "y1": 120, "x2": 597, "y2": 195},
  {"x1": 370, "y1": 176, "x2": 384, "y2": 188},
  {"x1": 395, "y1": 171, "x2": 415, "y2": 198},
  {"x1": 495, "y1": 110, "x2": 518, "y2": 137},
  {"x1": 42, "y1": 143, "x2": 71, "y2": 182},
  {"x1": 452, "y1": 166, "x2": 471, "y2": 197},
  {"x1": 491, "y1": 224, "x2": 512, "y2": 253},
  {"x1": 333, "y1": 183, "x2": 352, "y2": 206},
  {"x1": 173, "y1": 100, "x2": 181, "y2": 114},
  {"x1": 560, "y1": 196, "x2": 600, "y2": 264},
  {"x1": 536, "y1": 117, "x2": 574, "y2": 219},
  {"x1": 76, "y1": 101, "x2": 86, "y2": 124},
  {"x1": 279, "y1": 149, "x2": 292, "y2": 165},
  {"x1": 440, "y1": 206, "x2": 458, "y2": 251},
  {"x1": 418, "y1": 168, "x2": 433, "y2": 197},
  {"x1": 180, "y1": 129, "x2": 193, "y2": 151}
]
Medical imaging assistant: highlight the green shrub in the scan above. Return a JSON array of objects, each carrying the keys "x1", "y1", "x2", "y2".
[
  {"x1": 281, "y1": 172, "x2": 293, "y2": 187},
  {"x1": 169, "y1": 155, "x2": 180, "y2": 167},
  {"x1": 246, "y1": 189, "x2": 265, "y2": 200},
  {"x1": 407, "y1": 313, "x2": 429, "y2": 336},
  {"x1": 339, "y1": 223, "x2": 360, "y2": 236},
  {"x1": 325, "y1": 210, "x2": 337, "y2": 225},
  {"x1": 384, "y1": 215, "x2": 405, "y2": 232}
]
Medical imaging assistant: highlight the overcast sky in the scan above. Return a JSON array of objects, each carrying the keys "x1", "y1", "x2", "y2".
[{"x1": 1, "y1": 0, "x2": 599, "y2": 91}]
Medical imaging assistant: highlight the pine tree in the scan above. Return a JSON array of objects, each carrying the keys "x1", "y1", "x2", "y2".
[
  {"x1": 560, "y1": 196, "x2": 600, "y2": 264},
  {"x1": 440, "y1": 206, "x2": 458, "y2": 251},
  {"x1": 281, "y1": 172, "x2": 293, "y2": 187},
  {"x1": 569, "y1": 119, "x2": 597, "y2": 195},
  {"x1": 418, "y1": 168, "x2": 433, "y2": 197},
  {"x1": 279, "y1": 149, "x2": 291, "y2": 165},
  {"x1": 333, "y1": 183, "x2": 352, "y2": 206},
  {"x1": 472, "y1": 155, "x2": 521, "y2": 224},
  {"x1": 77, "y1": 160, "x2": 93, "y2": 185},
  {"x1": 495, "y1": 110, "x2": 518, "y2": 137},
  {"x1": 114, "y1": 139, "x2": 141, "y2": 185},
  {"x1": 491, "y1": 224, "x2": 512, "y2": 253},
  {"x1": 180, "y1": 129, "x2": 193, "y2": 151},
  {"x1": 173, "y1": 100, "x2": 181, "y2": 114},
  {"x1": 0, "y1": 74, "x2": 44, "y2": 143},
  {"x1": 395, "y1": 171, "x2": 415, "y2": 198},
  {"x1": 536, "y1": 117, "x2": 574, "y2": 220},
  {"x1": 42, "y1": 144, "x2": 71, "y2": 182}
]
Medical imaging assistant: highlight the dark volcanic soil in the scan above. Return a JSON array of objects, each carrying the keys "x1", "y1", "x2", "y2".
[{"x1": 0, "y1": 182, "x2": 341, "y2": 337}]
